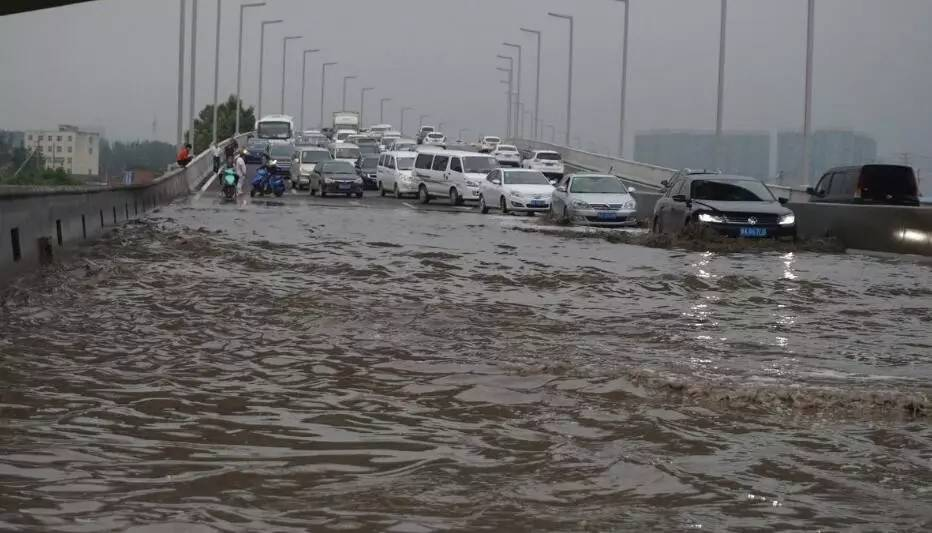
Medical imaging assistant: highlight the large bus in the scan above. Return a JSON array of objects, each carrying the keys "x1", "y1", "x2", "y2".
[{"x1": 255, "y1": 114, "x2": 295, "y2": 142}]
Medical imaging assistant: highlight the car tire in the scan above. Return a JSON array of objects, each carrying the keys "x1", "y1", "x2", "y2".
[
  {"x1": 651, "y1": 216, "x2": 660, "y2": 234},
  {"x1": 310, "y1": 187, "x2": 317, "y2": 196},
  {"x1": 449, "y1": 187, "x2": 460, "y2": 206},
  {"x1": 479, "y1": 195, "x2": 489, "y2": 214},
  {"x1": 355, "y1": 192, "x2": 363, "y2": 198},
  {"x1": 321, "y1": 189, "x2": 327, "y2": 198},
  {"x1": 379, "y1": 182, "x2": 386, "y2": 197},
  {"x1": 500, "y1": 197, "x2": 509, "y2": 215},
  {"x1": 249, "y1": 189, "x2": 256, "y2": 198},
  {"x1": 562, "y1": 207, "x2": 569, "y2": 223},
  {"x1": 419, "y1": 185, "x2": 430, "y2": 204},
  {"x1": 394, "y1": 184, "x2": 402, "y2": 199}
]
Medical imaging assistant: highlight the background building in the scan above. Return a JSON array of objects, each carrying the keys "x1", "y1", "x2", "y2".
[
  {"x1": 23, "y1": 125, "x2": 100, "y2": 176},
  {"x1": 634, "y1": 130, "x2": 771, "y2": 179},
  {"x1": 777, "y1": 130, "x2": 878, "y2": 184}
]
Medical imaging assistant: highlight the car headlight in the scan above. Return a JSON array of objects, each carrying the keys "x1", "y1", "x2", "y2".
[
  {"x1": 354, "y1": 177, "x2": 364, "y2": 184},
  {"x1": 698, "y1": 213, "x2": 725, "y2": 224},
  {"x1": 623, "y1": 201, "x2": 636, "y2": 209},
  {"x1": 572, "y1": 200, "x2": 590, "y2": 208},
  {"x1": 466, "y1": 180, "x2": 479, "y2": 188},
  {"x1": 509, "y1": 191, "x2": 524, "y2": 198},
  {"x1": 324, "y1": 177, "x2": 334, "y2": 184},
  {"x1": 779, "y1": 214, "x2": 795, "y2": 226}
]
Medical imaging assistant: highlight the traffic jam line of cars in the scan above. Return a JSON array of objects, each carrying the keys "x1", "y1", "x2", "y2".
[{"x1": 243, "y1": 114, "x2": 932, "y2": 241}]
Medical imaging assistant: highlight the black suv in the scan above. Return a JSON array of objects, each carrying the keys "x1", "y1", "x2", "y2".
[{"x1": 807, "y1": 164, "x2": 920, "y2": 206}]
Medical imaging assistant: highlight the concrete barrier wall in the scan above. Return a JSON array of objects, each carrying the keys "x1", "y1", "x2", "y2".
[
  {"x1": 0, "y1": 135, "x2": 247, "y2": 281},
  {"x1": 788, "y1": 202, "x2": 932, "y2": 255}
]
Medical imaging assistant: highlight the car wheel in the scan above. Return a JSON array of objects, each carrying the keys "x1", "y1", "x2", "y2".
[
  {"x1": 249, "y1": 189, "x2": 256, "y2": 198},
  {"x1": 355, "y1": 192, "x2": 364, "y2": 198},
  {"x1": 310, "y1": 187, "x2": 317, "y2": 196},
  {"x1": 449, "y1": 187, "x2": 460, "y2": 206},
  {"x1": 419, "y1": 185, "x2": 430, "y2": 204},
  {"x1": 321, "y1": 189, "x2": 327, "y2": 197},
  {"x1": 479, "y1": 195, "x2": 489, "y2": 214},
  {"x1": 562, "y1": 207, "x2": 569, "y2": 223},
  {"x1": 394, "y1": 184, "x2": 402, "y2": 199},
  {"x1": 500, "y1": 197, "x2": 509, "y2": 214},
  {"x1": 651, "y1": 216, "x2": 660, "y2": 234},
  {"x1": 379, "y1": 182, "x2": 386, "y2": 197}
]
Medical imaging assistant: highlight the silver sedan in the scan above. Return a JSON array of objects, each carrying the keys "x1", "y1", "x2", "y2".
[{"x1": 550, "y1": 174, "x2": 639, "y2": 226}]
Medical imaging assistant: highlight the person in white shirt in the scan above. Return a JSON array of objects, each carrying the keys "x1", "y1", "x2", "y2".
[
  {"x1": 234, "y1": 149, "x2": 248, "y2": 195},
  {"x1": 211, "y1": 143, "x2": 222, "y2": 173}
]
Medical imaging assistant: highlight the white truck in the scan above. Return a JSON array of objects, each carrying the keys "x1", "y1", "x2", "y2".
[{"x1": 332, "y1": 111, "x2": 360, "y2": 133}]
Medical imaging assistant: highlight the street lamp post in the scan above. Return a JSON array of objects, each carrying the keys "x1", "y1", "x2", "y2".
[
  {"x1": 341, "y1": 76, "x2": 357, "y2": 112},
  {"x1": 715, "y1": 0, "x2": 727, "y2": 170},
  {"x1": 211, "y1": 0, "x2": 221, "y2": 146},
  {"x1": 418, "y1": 114, "x2": 430, "y2": 129},
  {"x1": 176, "y1": 0, "x2": 186, "y2": 146},
  {"x1": 319, "y1": 62, "x2": 337, "y2": 128},
  {"x1": 615, "y1": 0, "x2": 630, "y2": 158},
  {"x1": 281, "y1": 35, "x2": 302, "y2": 114},
  {"x1": 497, "y1": 55, "x2": 514, "y2": 138},
  {"x1": 299, "y1": 48, "x2": 320, "y2": 132},
  {"x1": 257, "y1": 19, "x2": 283, "y2": 121},
  {"x1": 499, "y1": 80, "x2": 511, "y2": 137},
  {"x1": 548, "y1": 12, "x2": 574, "y2": 147},
  {"x1": 360, "y1": 87, "x2": 374, "y2": 127},
  {"x1": 379, "y1": 98, "x2": 391, "y2": 124},
  {"x1": 187, "y1": 0, "x2": 198, "y2": 149},
  {"x1": 235, "y1": 2, "x2": 265, "y2": 135},
  {"x1": 520, "y1": 28, "x2": 541, "y2": 140},
  {"x1": 503, "y1": 42, "x2": 522, "y2": 139},
  {"x1": 802, "y1": 0, "x2": 815, "y2": 185},
  {"x1": 400, "y1": 107, "x2": 413, "y2": 136}
]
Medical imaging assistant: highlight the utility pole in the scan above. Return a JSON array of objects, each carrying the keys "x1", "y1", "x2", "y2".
[
  {"x1": 360, "y1": 87, "x2": 374, "y2": 127},
  {"x1": 380, "y1": 98, "x2": 391, "y2": 124},
  {"x1": 801, "y1": 0, "x2": 816, "y2": 186},
  {"x1": 503, "y1": 42, "x2": 522, "y2": 140},
  {"x1": 715, "y1": 0, "x2": 727, "y2": 171},
  {"x1": 235, "y1": 2, "x2": 265, "y2": 135},
  {"x1": 211, "y1": 0, "x2": 221, "y2": 146},
  {"x1": 177, "y1": 0, "x2": 186, "y2": 147},
  {"x1": 187, "y1": 0, "x2": 198, "y2": 150},
  {"x1": 520, "y1": 28, "x2": 541, "y2": 140},
  {"x1": 299, "y1": 49, "x2": 320, "y2": 132},
  {"x1": 548, "y1": 12, "x2": 574, "y2": 146},
  {"x1": 281, "y1": 36, "x2": 303, "y2": 115}
]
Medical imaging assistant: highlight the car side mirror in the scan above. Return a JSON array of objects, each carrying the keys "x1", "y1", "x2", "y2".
[
  {"x1": 550, "y1": 179, "x2": 559, "y2": 186},
  {"x1": 778, "y1": 197, "x2": 789, "y2": 205},
  {"x1": 672, "y1": 194, "x2": 687, "y2": 203},
  {"x1": 491, "y1": 178, "x2": 501, "y2": 185},
  {"x1": 661, "y1": 180, "x2": 669, "y2": 188},
  {"x1": 628, "y1": 186, "x2": 636, "y2": 193},
  {"x1": 557, "y1": 186, "x2": 567, "y2": 193}
]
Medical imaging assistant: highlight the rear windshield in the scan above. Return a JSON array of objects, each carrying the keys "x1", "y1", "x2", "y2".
[
  {"x1": 420, "y1": 127, "x2": 434, "y2": 133},
  {"x1": 537, "y1": 152, "x2": 561, "y2": 161},
  {"x1": 428, "y1": 133, "x2": 444, "y2": 139},
  {"x1": 484, "y1": 137, "x2": 501, "y2": 143},
  {"x1": 269, "y1": 145, "x2": 293, "y2": 158},
  {"x1": 497, "y1": 145, "x2": 518, "y2": 152},
  {"x1": 301, "y1": 150, "x2": 329, "y2": 163},
  {"x1": 861, "y1": 165, "x2": 918, "y2": 197},
  {"x1": 334, "y1": 147, "x2": 360, "y2": 159}
]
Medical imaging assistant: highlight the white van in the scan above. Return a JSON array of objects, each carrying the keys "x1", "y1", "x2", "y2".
[
  {"x1": 413, "y1": 150, "x2": 500, "y2": 205},
  {"x1": 377, "y1": 151, "x2": 418, "y2": 198}
]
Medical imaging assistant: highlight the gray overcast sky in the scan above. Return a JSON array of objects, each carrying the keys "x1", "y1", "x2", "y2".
[{"x1": 1, "y1": 0, "x2": 930, "y2": 162}]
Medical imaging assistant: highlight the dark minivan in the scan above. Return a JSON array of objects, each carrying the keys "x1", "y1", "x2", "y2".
[{"x1": 807, "y1": 164, "x2": 920, "y2": 206}]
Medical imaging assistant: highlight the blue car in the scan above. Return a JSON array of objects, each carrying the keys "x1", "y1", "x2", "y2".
[{"x1": 243, "y1": 139, "x2": 270, "y2": 164}]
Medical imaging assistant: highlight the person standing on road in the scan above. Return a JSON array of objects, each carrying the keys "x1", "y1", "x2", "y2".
[
  {"x1": 211, "y1": 143, "x2": 222, "y2": 173},
  {"x1": 234, "y1": 149, "x2": 248, "y2": 195}
]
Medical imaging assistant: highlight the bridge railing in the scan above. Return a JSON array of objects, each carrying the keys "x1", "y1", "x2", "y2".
[{"x1": 0, "y1": 134, "x2": 249, "y2": 280}]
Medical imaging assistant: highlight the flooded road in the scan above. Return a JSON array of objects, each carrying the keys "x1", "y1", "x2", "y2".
[{"x1": 2, "y1": 192, "x2": 931, "y2": 531}]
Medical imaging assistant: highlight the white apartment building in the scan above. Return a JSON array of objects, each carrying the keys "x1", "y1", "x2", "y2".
[{"x1": 23, "y1": 125, "x2": 100, "y2": 176}]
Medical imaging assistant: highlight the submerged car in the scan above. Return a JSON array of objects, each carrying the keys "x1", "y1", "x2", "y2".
[
  {"x1": 493, "y1": 144, "x2": 522, "y2": 167},
  {"x1": 551, "y1": 174, "x2": 638, "y2": 226},
  {"x1": 264, "y1": 142, "x2": 295, "y2": 178},
  {"x1": 243, "y1": 139, "x2": 270, "y2": 164},
  {"x1": 309, "y1": 160, "x2": 364, "y2": 197},
  {"x1": 521, "y1": 150, "x2": 565, "y2": 181},
  {"x1": 356, "y1": 154, "x2": 380, "y2": 189},
  {"x1": 290, "y1": 147, "x2": 332, "y2": 190},
  {"x1": 807, "y1": 164, "x2": 920, "y2": 206},
  {"x1": 423, "y1": 132, "x2": 446, "y2": 147},
  {"x1": 652, "y1": 174, "x2": 796, "y2": 239},
  {"x1": 479, "y1": 168, "x2": 555, "y2": 215}
]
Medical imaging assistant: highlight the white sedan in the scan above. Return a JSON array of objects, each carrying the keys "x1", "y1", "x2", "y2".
[
  {"x1": 521, "y1": 150, "x2": 565, "y2": 181},
  {"x1": 493, "y1": 144, "x2": 521, "y2": 167},
  {"x1": 423, "y1": 132, "x2": 446, "y2": 147},
  {"x1": 479, "y1": 168, "x2": 555, "y2": 215}
]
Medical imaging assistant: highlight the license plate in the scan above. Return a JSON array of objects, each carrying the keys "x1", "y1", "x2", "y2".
[
  {"x1": 597, "y1": 212, "x2": 617, "y2": 220},
  {"x1": 338, "y1": 183, "x2": 351, "y2": 190},
  {"x1": 529, "y1": 201, "x2": 546, "y2": 207},
  {"x1": 740, "y1": 227, "x2": 768, "y2": 237}
]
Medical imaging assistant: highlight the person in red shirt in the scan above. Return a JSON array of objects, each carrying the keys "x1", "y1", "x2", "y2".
[{"x1": 176, "y1": 143, "x2": 193, "y2": 167}]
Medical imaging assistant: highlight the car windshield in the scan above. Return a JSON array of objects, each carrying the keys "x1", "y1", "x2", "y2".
[
  {"x1": 361, "y1": 156, "x2": 379, "y2": 168},
  {"x1": 497, "y1": 145, "x2": 517, "y2": 152},
  {"x1": 861, "y1": 165, "x2": 918, "y2": 197},
  {"x1": 395, "y1": 157, "x2": 415, "y2": 170},
  {"x1": 484, "y1": 137, "x2": 501, "y2": 143},
  {"x1": 358, "y1": 144, "x2": 379, "y2": 155},
  {"x1": 570, "y1": 176, "x2": 627, "y2": 194},
  {"x1": 247, "y1": 140, "x2": 268, "y2": 150},
  {"x1": 504, "y1": 171, "x2": 550, "y2": 185},
  {"x1": 301, "y1": 151, "x2": 329, "y2": 164},
  {"x1": 334, "y1": 147, "x2": 360, "y2": 159},
  {"x1": 257, "y1": 122, "x2": 291, "y2": 139},
  {"x1": 537, "y1": 152, "x2": 561, "y2": 161},
  {"x1": 420, "y1": 127, "x2": 434, "y2": 133},
  {"x1": 269, "y1": 145, "x2": 293, "y2": 158},
  {"x1": 320, "y1": 161, "x2": 355, "y2": 174},
  {"x1": 463, "y1": 156, "x2": 500, "y2": 173},
  {"x1": 691, "y1": 179, "x2": 775, "y2": 202}
]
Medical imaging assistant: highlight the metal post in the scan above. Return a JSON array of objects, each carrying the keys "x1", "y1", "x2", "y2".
[
  {"x1": 715, "y1": 0, "x2": 727, "y2": 170},
  {"x1": 188, "y1": 0, "x2": 198, "y2": 150},
  {"x1": 177, "y1": 0, "x2": 186, "y2": 146},
  {"x1": 496, "y1": 55, "x2": 513, "y2": 138},
  {"x1": 235, "y1": 3, "x2": 265, "y2": 135},
  {"x1": 503, "y1": 42, "x2": 522, "y2": 140},
  {"x1": 320, "y1": 62, "x2": 336, "y2": 128},
  {"x1": 360, "y1": 87, "x2": 374, "y2": 127},
  {"x1": 500, "y1": 81, "x2": 510, "y2": 137},
  {"x1": 548, "y1": 12, "x2": 574, "y2": 146},
  {"x1": 341, "y1": 75, "x2": 357, "y2": 112},
  {"x1": 211, "y1": 0, "x2": 221, "y2": 146},
  {"x1": 617, "y1": 0, "x2": 630, "y2": 158},
  {"x1": 419, "y1": 114, "x2": 429, "y2": 129},
  {"x1": 380, "y1": 98, "x2": 391, "y2": 124},
  {"x1": 280, "y1": 35, "x2": 301, "y2": 114},
  {"x1": 257, "y1": 19, "x2": 283, "y2": 121},
  {"x1": 299, "y1": 49, "x2": 319, "y2": 133},
  {"x1": 401, "y1": 107, "x2": 413, "y2": 136},
  {"x1": 520, "y1": 28, "x2": 541, "y2": 141},
  {"x1": 802, "y1": 0, "x2": 815, "y2": 185}
]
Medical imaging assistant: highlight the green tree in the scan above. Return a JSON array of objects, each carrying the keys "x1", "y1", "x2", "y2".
[
  {"x1": 99, "y1": 139, "x2": 176, "y2": 177},
  {"x1": 184, "y1": 95, "x2": 256, "y2": 153}
]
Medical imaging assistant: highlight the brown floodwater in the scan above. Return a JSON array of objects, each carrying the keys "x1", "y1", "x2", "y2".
[{"x1": 1, "y1": 194, "x2": 930, "y2": 531}]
